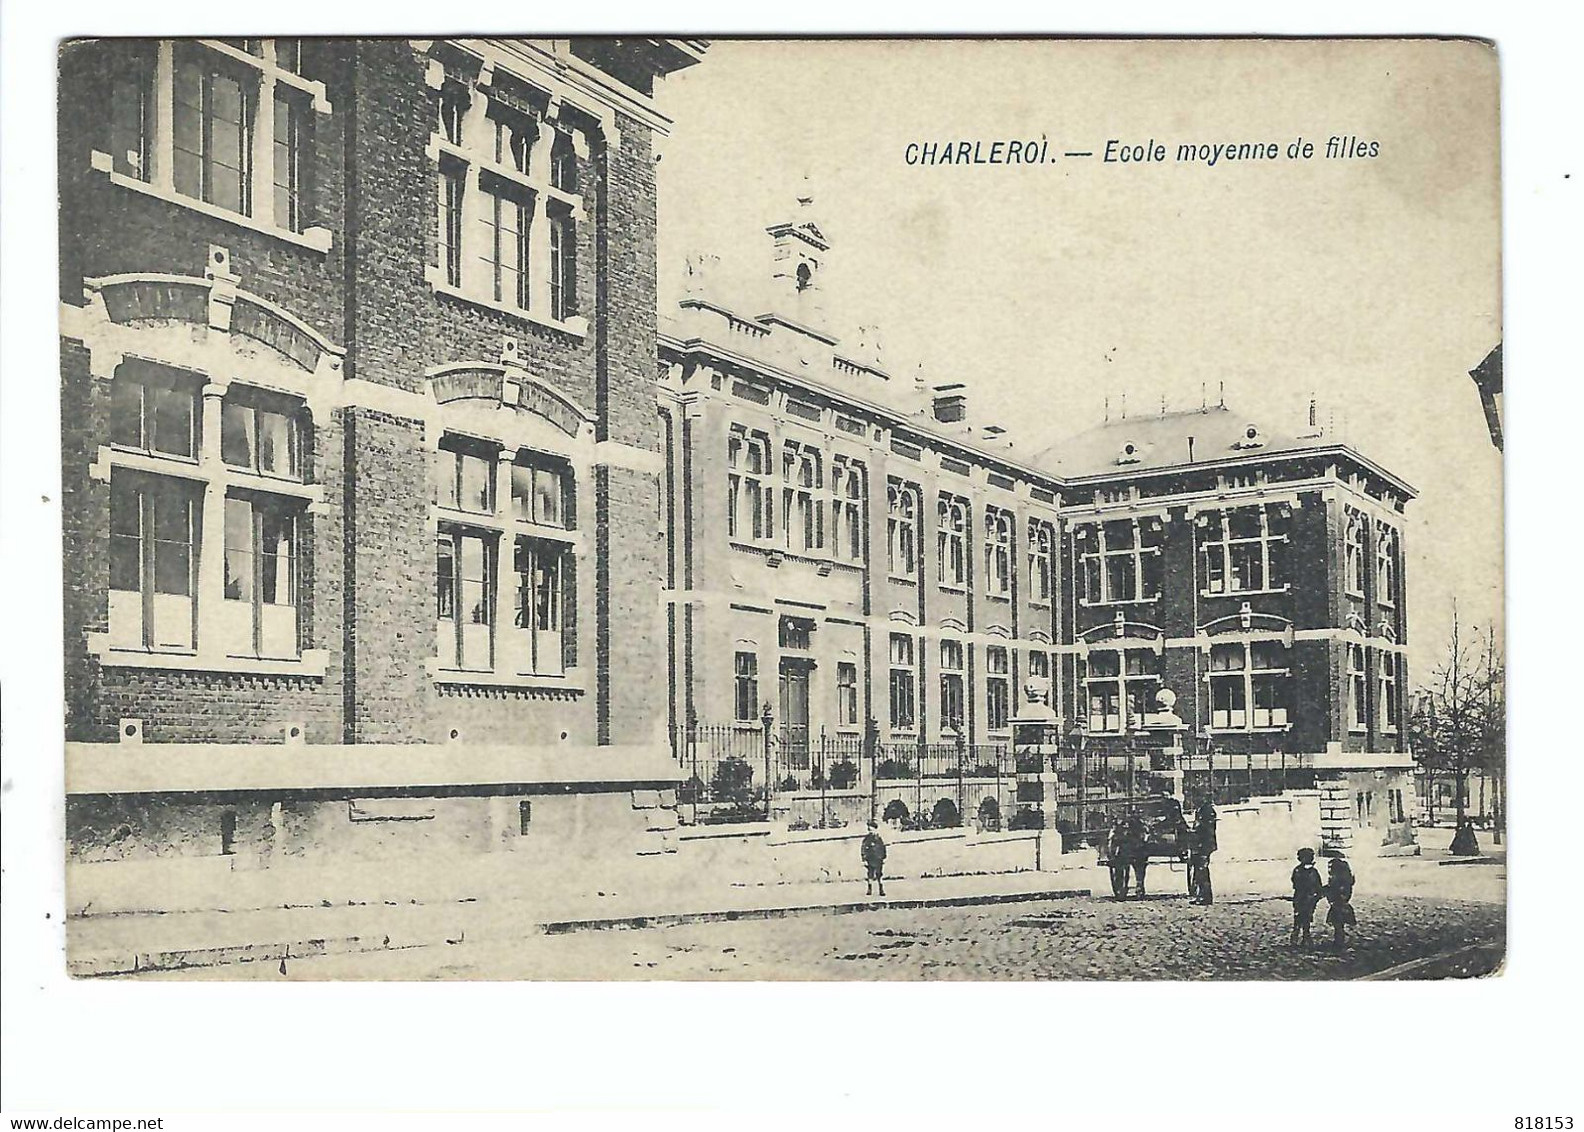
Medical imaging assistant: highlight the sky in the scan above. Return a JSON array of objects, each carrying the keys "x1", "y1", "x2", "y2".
[{"x1": 650, "y1": 38, "x2": 1504, "y2": 680}]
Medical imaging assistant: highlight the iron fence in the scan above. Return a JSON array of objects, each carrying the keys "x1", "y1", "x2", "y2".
[{"x1": 670, "y1": 721, "x2": 1011, "y2": 829}]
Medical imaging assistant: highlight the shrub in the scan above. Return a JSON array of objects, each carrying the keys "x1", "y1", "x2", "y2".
[
  {"x1": 777, "y1": 775, "x2": 801, "y2": 792},
  {"x1": 876, "y1": 758, "x2": 916, "y2": 780},
  {"x1": 711, "y1": 757, "x2": 754, "y2": 804},
  {"x1": 827, "y1": 760, "x2": 859, "y2": 789},
  {"x1": 1008, "y1": 807, "x2": 1045, "y2": 831}
]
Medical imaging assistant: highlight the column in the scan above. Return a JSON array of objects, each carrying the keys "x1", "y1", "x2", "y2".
[
  {"x1": 251, "y1": 61, "x2": 278, "y2": 229},
  {"x1": 494, "y1": 447, "x2": 518, "y2": 673},
  {"x1": 152, "y1": 41, "x2": 176, "y2": 193},
  {"x1": 196, "y1": 381, "x2": 229, "y2": 657}
]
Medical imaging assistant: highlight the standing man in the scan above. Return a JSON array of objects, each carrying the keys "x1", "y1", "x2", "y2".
[
  {"x1": 1190, "y1": 795, "x2": 1218, "y2": 905},
  {"x1": 861, "y1": 819, "x2": 888, "y2": 898},
  {"x1": 1123, "y1": 809, "x2": 1151, "y2": 897},
  {"x1": 1106, "y1": 815, "x2": 1131, "y2": 899}
]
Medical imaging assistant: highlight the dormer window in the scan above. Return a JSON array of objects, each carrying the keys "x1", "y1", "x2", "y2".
[
  {"x1": 1116, "y1": 441, "x2": 1142, "y2": 465},
  {"x1": 796, "y1": 262, "x2": 812, "y2": 292},
  {"x1": 1234, "y1": 424, "x2": 1265, "y2": 450}
]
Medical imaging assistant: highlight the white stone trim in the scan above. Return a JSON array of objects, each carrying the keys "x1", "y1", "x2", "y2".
[
  {"x1": 86, "y1": 637, "x2": 329, "y2": 678},
  {"x1": 593, "y1": 440, "x2": 664, "y2": 476},
  {"x1": 90, "y1": 160, "x2": 333, "y2": 253}
]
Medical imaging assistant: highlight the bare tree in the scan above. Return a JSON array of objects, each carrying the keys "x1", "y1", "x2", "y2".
[{"x1": 1407, "y1": 602, "x2": 1504, "y2": 855}]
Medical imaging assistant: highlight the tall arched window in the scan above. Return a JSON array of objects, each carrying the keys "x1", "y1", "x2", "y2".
[
  {"x1": 831, "y1": 458, "x2": 864, "y2": 562},
  {"x1": 887, "y1": 480, "x2": 918, "y2": 578},
  {"x1": 781, "y1": 443, "x2": 822, "y2": 553},
  {"x1": 1028, "y1": 519, "x2": 1054, "y2": 603},
  {"x1": 984, "y1": 507, "x2": 1013, "y2": 597},
  {"x1": 1344, "y1": 508, "x2": 1366, "y2": 595},
  {"x1": 936, "y1": 495, "x2": 968, "y2": 588},
  {"x1": 727, "y1": 428, "x2": 772, "y2": 542}
]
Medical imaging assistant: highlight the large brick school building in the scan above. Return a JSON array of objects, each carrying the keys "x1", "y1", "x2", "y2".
[{"x1": 59, "y1": 38, "x2": 1415, "y2": 868}]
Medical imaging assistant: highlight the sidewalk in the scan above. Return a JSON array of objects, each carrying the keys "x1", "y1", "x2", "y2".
[{"x1": 68, "y1": 868, "x2": 1093, "y2": 977}]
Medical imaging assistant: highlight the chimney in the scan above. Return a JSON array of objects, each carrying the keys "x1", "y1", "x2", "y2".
[{"x1": 931, "y1": 383, "x2": 967, "y2": 424}]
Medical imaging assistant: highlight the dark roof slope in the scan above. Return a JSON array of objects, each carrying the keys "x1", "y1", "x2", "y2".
[{"x1": 1037, "y1": 404, "x2": 1413, "y2": 497}]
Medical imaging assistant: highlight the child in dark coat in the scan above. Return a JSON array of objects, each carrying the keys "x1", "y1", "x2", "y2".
[
  {"x1": 1323, "y1": 855, "x2": 1357, "y2": 949},
  {"x1": 1289, "y1": 847, "x2": 1324, "y2": 947},
  {"x1": 861, "y1": 820, "x2": 887, "y2": 897}
]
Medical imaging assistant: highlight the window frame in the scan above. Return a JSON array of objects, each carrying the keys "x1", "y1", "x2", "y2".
[
  {"x1": 1079, "y1": 518, "x2": 1161, "y2": 605},
  {"x1": 984, "y1": 507, "x2": 1014, "y2": 599},
  {"x1": 985, "y1": 644, "x2": 1011, "y2": 732},
  {"x1": 886, "y1": 480, "x2": 919, "y2": 580},
  {"x1": 939, "y1": 638, "x2": 965, "y2": 733},
  {"x1": 1201, "y1": 504, "x2": 1286, "y2": 597},
  {"x1": 888, "y1": 631, "x2": 917, "y2": 733},
  {"x1": 936, "y1": 494, "x2": 968, "y2": 590},
  {"x1": 1208, "y1": 639, "x2": 1291, "y2": 732},
  {"x1": 1084, "y1": 647, "x2": 1160, "y2": 734}
]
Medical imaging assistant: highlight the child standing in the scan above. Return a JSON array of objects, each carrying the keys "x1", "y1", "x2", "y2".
[
  {"x1": 861, "y1": 820, "x2": 888, "y2": 898},
  {"x1": 1323, "y1": 855, "x2": 1357, "y2": 950},
  {"x1": 1289, "y1": 847, "x2": 1324, "y2": 947}
]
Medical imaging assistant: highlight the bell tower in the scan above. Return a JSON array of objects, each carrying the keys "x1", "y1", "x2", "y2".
[{"x1": 765, "y1": 181, "x2": 829, "y2": 329}]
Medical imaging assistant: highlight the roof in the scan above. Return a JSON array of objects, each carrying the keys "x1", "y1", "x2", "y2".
[{"x1": 1036, "y1": 405, "x2": 1416, "y2": 497}]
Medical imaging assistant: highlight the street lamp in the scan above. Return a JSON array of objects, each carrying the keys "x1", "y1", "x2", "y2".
[{"x1": 760, "y1": 700, "x2": 774, "y2": 823}]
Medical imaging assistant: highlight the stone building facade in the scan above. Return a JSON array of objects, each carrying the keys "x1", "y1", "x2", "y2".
[
  {"x1": 58, "y1": 37, "x2": 705, "y2": 864},
  {"x1": 659, "y1": 199, "x2": 1418, "y2": 851}
]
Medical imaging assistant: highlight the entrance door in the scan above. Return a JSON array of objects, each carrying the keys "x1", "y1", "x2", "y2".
[{"x1": 779, "y1": 661, "x2": 811, "y2": 770}]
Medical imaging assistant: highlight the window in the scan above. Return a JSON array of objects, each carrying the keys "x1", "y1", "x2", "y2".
[
  {"x1": 986, "y1": 645, "x2": 1010, "y2": 731},
  {"x1": 109, "y1": 475, "x2": 199, "y2": 651},
  {"x1": 1028, "y1": 520, "x2": 1054, "y2": 603},
  {"x1": 436, "y1": 441, "x2": 495, "y2": 514},
  {"x1": 439, "y1": 83, "x2": 467, "y2": 146},
  {"x1": 836, "y1": 662, "x2": 858, "y2": 728},
  {"x1": 436, "y1": 530, "x2": 493, "y2": 671},
  {"x1": 832, "y1": 459, "x2": 864, "y2": 562},
  {"x1": 1345, "y1": 509, "x2": 1366, "y2": 595},
  {"x1": 984, "y1": 508, "x2": 1013, "y2": 598},
  {"x1": 550, "y1": 129, "x2": 577, "y2": 192},
  {"x1": 1348, "y1": 644, "x2": 1368, "y2": 730},
  {"x1": 272, "y1": 91, "x2": 309, "y2": 232},
  {"x1": 1026, "y1": 650, "x2": 1050, "y2": 681},
  {"x1": 548, "y1": 205, "x2": 576, "y2": 320},
  {"x1": 439, "y1": 159, "x2": 466, "y2": 289},
  {"x1": 510, "y1": 457, "x2": 570, "y2": 528},
  {"x1": 1380, "y1": 651, "x2": 1401, "y2": 732},
  {"x1": 1209, "y1": 640, "x2": 1289, "y2": 731},
  {"x1": 433, "y1": 434, "x2": 579, "y2": 680},
  {"x1": 221, "y1": 494, "x2": 300, "y2": 657},
  {"x1": 1085, "y1": 648, "x2": 1159, "y2": 733},
  {"x1": 937, "y1": 495, "x2": 968, "y2": 588},
  {"x1": 727, "y1": 430, "x2": 772, "y2": 542},
  {"x1": 519, "y1": 800, "x2": 533, "y2": 835},
  {"x1": 1202, "y1": 505, "x2": 1286, "y2": 595},
  {"x1": 100, "y1": 41, "x2": 317, "y2": 238},
  {"x1": 1079, "y1": 519, "x2": 1161, "y2": 604},
  {"x1": 939, "y1": 639, "x2": 965, "y2": 733},
  {"x1": 734, "y1": 651, "x2": 759, "y2": 722},
  {"x1": 221, "y1": 395, "x2": 303, "y2": 479},
  {"x1": 479, "y1": 183, "x2": 531, "y2": 309},
  {"x1": 781, "y1": 444, "x2": 823, "y2": 554},
  {"x1": 1376, "y1": 522, "x2": 1398, "y2": 606},
  {"x1": 429, "y1": 80, "x2": 582, "y2": 326},
  {"x1": 1387, "y1": 789, "x2": 1405, "y2": 823},
  {"x1": 174, "y1": 48, "x2": 253, "y2": 215},
  {"x1": 493, "y1": 112, "x2": 535, "y2": 173},
  {"x1": 509, "y1": 537, "x2": 572, "y2": 675},
  {"x1": 888, "y1": 632, "x2": 916, "y2": 731},
  {"x1": 111, "y1": 368, "x2": 198, "y2": 459},
  {"x1": 886, "y1": 481, "x2": 919, "y2": 578}
]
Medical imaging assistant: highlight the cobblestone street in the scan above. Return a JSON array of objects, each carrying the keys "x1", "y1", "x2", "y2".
[{"x1": 177, "y1": 880, "x2": 1505, "y2": 982}]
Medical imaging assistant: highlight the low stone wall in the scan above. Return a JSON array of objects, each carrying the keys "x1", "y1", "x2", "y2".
[{"x1": 675, "y1": 823, "x2": 1068, "y2": 887}]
